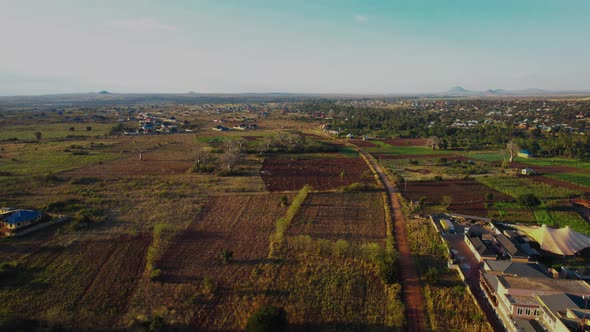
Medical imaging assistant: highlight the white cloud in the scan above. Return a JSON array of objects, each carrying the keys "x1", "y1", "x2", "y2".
[
  {"x1": 355, "y1": 15, "x2": 368, "y2": 23},
  {"x1": 107, "y1": 17, "x2": 177, "y2": 33}
]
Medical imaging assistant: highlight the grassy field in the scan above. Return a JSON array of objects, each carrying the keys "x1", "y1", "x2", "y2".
[
  {"x1": 0, "y1": 142, "x2": 121, "y2": 178},
  {"x1": 547, "y1": 173, "x2": 590, "y2": 188},
  {"x1": 368, "y1": 142, "x2": 453, "y2": 156},
  {"x1": 477, "y1": 175, "x2": 581, "y2": 200},
  {"x1": 0, "y1": 123, "x2": 113, "y2": 141},
  {"x1": 519, "y1": 157, "x2": 590, "y2": 171},
  {"x1": 465, "y1": 152, "x2": 504, "y2": 162}
]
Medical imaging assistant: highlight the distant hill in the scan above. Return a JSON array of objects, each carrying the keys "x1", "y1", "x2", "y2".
[
  {"x1": 441, "y1": 86, "x2": 587, "y2": 97},
  {"x1": 98, "y1": 90, "x2": 111, "y2": 94}
]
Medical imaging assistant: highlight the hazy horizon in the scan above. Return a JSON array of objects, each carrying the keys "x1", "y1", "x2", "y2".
[{"x1": 2, "y1": 0, "x2": 590, "y2": 95}]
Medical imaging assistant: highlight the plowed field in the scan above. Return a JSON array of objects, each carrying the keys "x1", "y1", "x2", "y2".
[
  {"x1": 404, "y1": 180, "x2": 513, "y2": 216},
  {"x1": 260, "y1": 158, "x2": 371, "y2": 191},
  {"x1": 288, "y1": 192, "x2": 386, "y2": 243},
  {"x1": 0, "y1": 234, "x2": 150, "y2": 328},
  {"x1": 383, "y1": 138, "x2": 428, "y2": 146}
]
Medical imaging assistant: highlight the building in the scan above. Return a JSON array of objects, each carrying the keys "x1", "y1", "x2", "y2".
[
  {"x1": 465, "y1": 235, "x2": 497, "y2": 262},
  {"x1": 495, "y1": 233, "x2": 530, "y2": 262},
  {"x1": 480, "y1": 273, "x2": 590, "y2": 332},
  {"x1": 0, "y1": 209, "x2": 42, "y2": 230},
  {"x1": 517, "y1": 150, "x2": 533, "y2": 158}
]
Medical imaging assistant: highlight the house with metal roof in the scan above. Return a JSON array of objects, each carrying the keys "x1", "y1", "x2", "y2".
[{"x1": 0, "y1": 209, "x2": 42, "y2": 230}]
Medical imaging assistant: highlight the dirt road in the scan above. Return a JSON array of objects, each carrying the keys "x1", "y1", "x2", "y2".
[{"x1": 357, "y1": 149, "x2": 427, "y2": 332}]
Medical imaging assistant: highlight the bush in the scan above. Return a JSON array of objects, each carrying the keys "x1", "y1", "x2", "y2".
[
  {"x1": 433, "y1": 175, "x2": 443, "y2": 181},
  {"x1": 375, "y1": 251, "x2": 399, "y2": 284},
  {"x1": 246, "y1": 305, "x2": 288, "y2": 332},
  {"x1": 203, "y1": 276, "x2": 217, "y2": 295},
  {"x1": 220, "y1": 249, "x2": 233, "y2": 264},
  {"x1": 341, "y1": 182, "x2": 377, "y2": 192},
  {"x1": 279, "y1": 195, "x2": 288, "y2": 207},
  {"x1": 517, "y1": 193, "x2": 541, "y2": 209}
]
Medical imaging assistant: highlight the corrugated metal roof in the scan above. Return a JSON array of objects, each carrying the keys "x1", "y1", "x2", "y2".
[{"x1": 4, "y1": 210, "x2": 41, "y2": 224}]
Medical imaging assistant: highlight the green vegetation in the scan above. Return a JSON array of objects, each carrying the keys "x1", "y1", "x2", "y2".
[
  {"x1": 146, "y1": 223, "x2": 176, "y2": 279},
  {"x1": 246, "y1": 305, "x2": 288, "y2": 332},
  {"x1": 269, "y1": 185, "x2": 311, "y2": 258},
  {"x1": 0, "y1": 123, "x2": 112, "y2": 140},
  {"x1": 548, "y1": 173, "x2": 590, "y2": 188},
  {"x1": 517, "y1": 193, "x2": 541, "y2": 209},
  {"x1": 477, "y1": 176, "x2": 580, "y2": 200}
]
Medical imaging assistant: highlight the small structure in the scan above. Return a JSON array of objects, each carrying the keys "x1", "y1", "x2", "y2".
[
  {"x1": 346, "y1": 133, "x2": 354, "y2": 139},
  {"x1": 0, "y1": 209, "x2": 42, "y2": 231},
  {"x1": 212, "y1": 125, "x2": 229, "y2": 132},
  {"x1": 521, "y1": 168, "x2": 535, "y2": 176},
  {"x1": 517, "y1": 150, "x2": 533, "y2": 158},
  {"x1": 439, "y1": 218, "x2": 455, "y2": 233}
]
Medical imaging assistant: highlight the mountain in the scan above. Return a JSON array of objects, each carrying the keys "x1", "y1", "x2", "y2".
[
  {"x1": 448, "y1": 86, "x2": 469, "y2": 94},
  {"x1": 98, "y1": 90, "x2": 111, "y2": 94},
  {"x1": 441, "y1": 87, "x2": 584, "y2": 97}
]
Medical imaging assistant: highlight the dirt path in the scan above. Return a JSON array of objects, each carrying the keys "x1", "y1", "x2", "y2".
[{"x1": 356, "y1": 148, "x2": 426, "y2": 332}]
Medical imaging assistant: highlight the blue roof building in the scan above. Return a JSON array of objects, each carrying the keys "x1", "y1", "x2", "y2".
[{"x1": 0, "y1": 209, "x2": 42, "y2": 230}]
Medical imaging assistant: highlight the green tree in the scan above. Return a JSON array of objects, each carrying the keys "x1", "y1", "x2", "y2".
[
  {"x1": 246, "y1": 305, "x2": 288, "y2": 332},
  {"x1": 34, "y1": 131, "x2": 42, "y2": 141},
  {"x1": 517, "y1": 193, "x2": 541, "y2": 209}
]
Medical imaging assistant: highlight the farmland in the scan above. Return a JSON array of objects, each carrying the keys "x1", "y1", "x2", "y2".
[
  {"x1": 0, "y1": 234, "x2": 150, "y2": 329},
  {"x1": 403, "y1": 179, "x2": 512, "y2": 217},
  {"x1": 261, "y1": 157, "x2": 372, "y2": 191},
  {"x1": 288, "y1": 192, "x2": 387, "y2": 244},
  {"x1": 1, "y1": 93, "x2": 590, "y2": 331}
]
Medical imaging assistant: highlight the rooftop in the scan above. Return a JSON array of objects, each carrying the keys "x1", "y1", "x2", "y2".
[
  {"x1": 484, "y1": 261, "x2": 549, "y2": 279},
  {"x1": 498, "y1": 276, "x2": 590, "y2": 295},
  {"x1": 1, "y1": 210, "x2": 41, "y2": 225},
  {"x1": 468, "y1": 236, "x2": 497, "y2": 257}
]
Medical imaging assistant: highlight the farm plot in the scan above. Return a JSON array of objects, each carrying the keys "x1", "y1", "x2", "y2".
[
  {"x1": 372, "y1": 153, "x2": 468, "y2": 163},
  {"x1": 403, "y1": 180, "x2": 513, "y2": 216},
  {"x1": 0, "y1": 234, "x2": 150, "y2": 329},
  {"x1": 63, "y1": 149, "x2": 193, "y2": 178},
  {"x1": 382, "y1": 138, "x2": 428, "y2": 146},
  {"x1": 349, "y1": 139, "x2": 378, "y2": 147},
  {"x1": 249, "y1": 254, "x2": 405, "y2": 330},
  {"x1": 288, "y1": 192, "x2": 386, "y2": 244},
  {"x1": 155, "y1": 194, "x2": 288, "y2": 328},
  {"x1": 260, "y1": 158, "x2": 372, "y2": 191}
]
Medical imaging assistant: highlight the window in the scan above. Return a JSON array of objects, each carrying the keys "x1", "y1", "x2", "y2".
[
  {"x1": 535, "y1": 309, "x2": 541, "y2": 316},
  {"x1": 525, "y1": 308, "x2": 531, "y2": 316},
  {"x1": 517, "y1": 307, "x2": 524, "y2": 315}
]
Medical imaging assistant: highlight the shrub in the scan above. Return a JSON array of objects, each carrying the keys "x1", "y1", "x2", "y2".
[
  {"x1": 149, "y1": 269, "x2": 161, "y2": 281},
  {"x1": 375, "y1": 251, "x2": 399, "y2": 284},
  {"x1": 341, "y1": 182, "x2": 377, "y2": 192},
  {"x1": 433, "y1": 175, "x2": 443, "y2": 181},
  {"x1": 517, "y1": 193, "x2": 541, "y2": 209},
  {"x1": 220, "y1": 249, "x2": 233, "y2": 264},
  {"x1": 203, "y1": 276, "x2": 217, "y2": 295},
  {"x1": 279, "y1": 195, "x2": 288, "y2": 207},
  {"x1": 246, "y1": 305, "x2": 288, "y2": 332}
]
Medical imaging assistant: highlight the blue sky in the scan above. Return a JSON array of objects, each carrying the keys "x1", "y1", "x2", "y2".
[{"x1": 1, "y1": 0, "x2": 589, "y2": 95}]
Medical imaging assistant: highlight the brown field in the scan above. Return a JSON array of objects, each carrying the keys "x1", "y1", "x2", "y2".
[
  {"x1": 155, "y1": 194, "x2": 287, "y2": 328},
  {"x1": 372, "y1": 153, "x2": 468, "y2": 162},
  {"x1": 403, "y1": 180, "x2": 513, "y2": 216},
  {"x1": 261, "y1": 157, "x2": 372, "y2": 191},
  {"x1": 509, "y1": 162, "x2": 579, "y2": 174},
  {"x1": 288, "y1": 192, "x2": 386, "y2": 244},
  {"x1": 349, "y1": 139, "x2": 378, "y2": 147},
  {"x1": 382, "y1": 138, "x2": 428, "y2": 146},
  {"x1": 0, "y1": 234, "x2": 150, "y2": 328}
]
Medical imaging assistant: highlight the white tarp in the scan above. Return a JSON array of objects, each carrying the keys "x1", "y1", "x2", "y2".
[{"x1": 518, "y1": 225, "x2": 590, "y2": 256}]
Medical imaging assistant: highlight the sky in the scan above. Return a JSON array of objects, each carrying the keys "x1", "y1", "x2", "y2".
[{"x1": 1, "y1": 0, "x2": 589, "y2": 95}]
